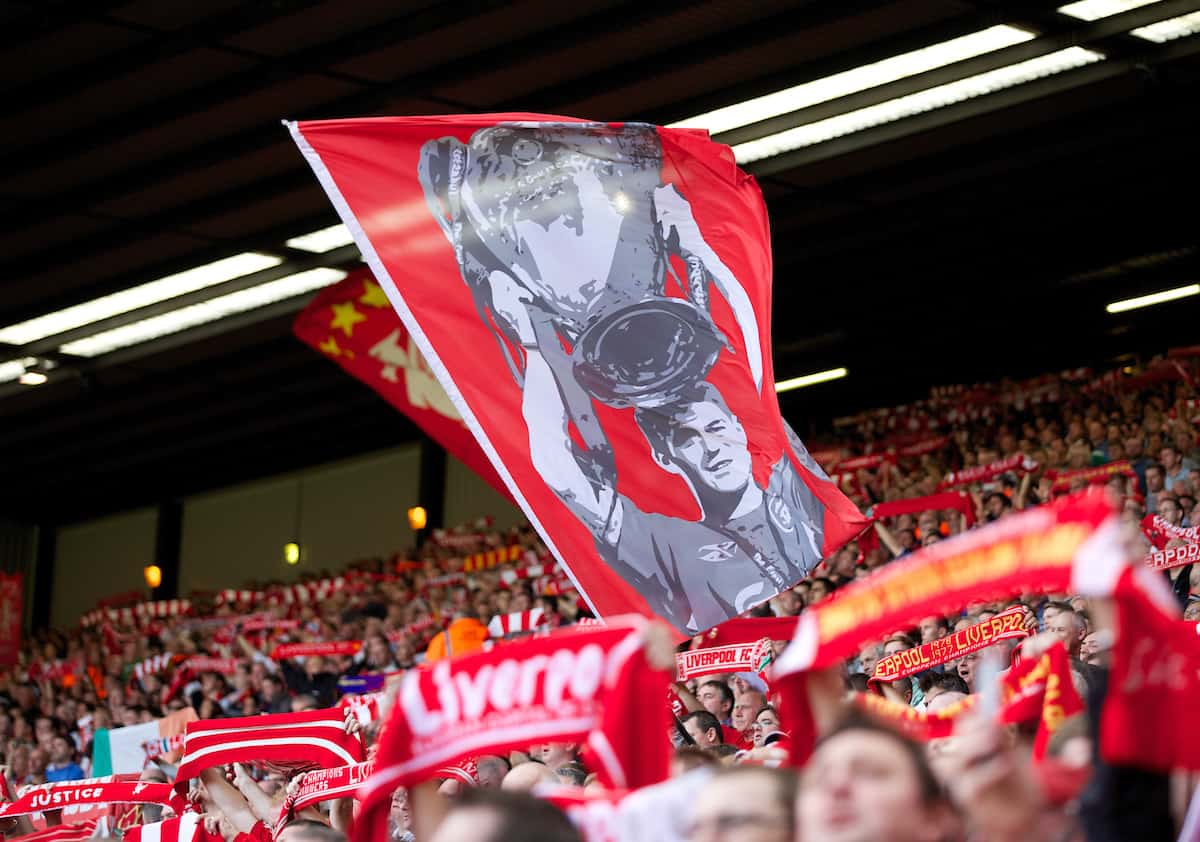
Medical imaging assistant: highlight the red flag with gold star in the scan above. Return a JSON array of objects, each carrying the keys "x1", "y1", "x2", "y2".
[{"x1": 294, "y1": 267, "x2": 509, "y2": 498}]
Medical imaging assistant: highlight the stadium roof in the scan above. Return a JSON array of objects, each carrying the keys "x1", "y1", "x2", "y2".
[{"x1": 4, "y1": 0, "x2": 1199, "y2": 520}]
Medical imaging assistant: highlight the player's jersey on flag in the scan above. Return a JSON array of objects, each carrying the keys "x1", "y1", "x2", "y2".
[
  {"x1": 175, "y1": 708, "x2": 364, "y2": 785},
  {"x1": 289, "y1": 114, "x2": 867, "y2": 635}
]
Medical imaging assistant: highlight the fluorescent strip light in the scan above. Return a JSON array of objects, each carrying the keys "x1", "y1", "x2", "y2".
[
  {"x1": 1058, "y1": 0, "x2": 1161, "y2": 21},
  {"x1": 286, "y1": 224, "x2": 356, "y2": 253},
  {"x1": 59, "y1": 267, "x2": 347, "y2": 357},
  {"x1": 0, "y1": 360, "x2": 25, "y2": 384},
  {"x1": 733, "y1": 47, "x2": 1103, "y2": 163},
  {"x1": 1130, "y1": 10, "x2": 1200, "y2": 40},
  {"x1": 0, "y1": 252, "x2": 283, "y2": 347},
  {"x1": 671, "y1": 25, "x2": 1034, "y2": 135},
  {"x1": 1105, "y1": 283, "x2": 1200, "y2": 313},
  {"x1": 775, "y1": 367, "x2": 848, "y2": 392},
  {"x1": 18, "y1": 370, "x2": 47, "y2": 386}
]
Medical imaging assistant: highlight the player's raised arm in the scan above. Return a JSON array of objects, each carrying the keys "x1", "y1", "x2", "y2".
[
  {"x1": 654, "y1": 183, "x2": 764, "y2": 393},
  {"x1": 522, "y1": 344, "x2": 621, "y2": 545}
]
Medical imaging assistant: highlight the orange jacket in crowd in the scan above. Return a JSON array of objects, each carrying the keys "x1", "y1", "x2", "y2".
[{"x1": 423, "y1": 617, "x2": 489, "y2": 662}]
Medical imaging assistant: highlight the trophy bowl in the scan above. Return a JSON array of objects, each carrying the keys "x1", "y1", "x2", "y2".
[{"x1": 571, "y1": 298, "x2": 725, "y2": 409}]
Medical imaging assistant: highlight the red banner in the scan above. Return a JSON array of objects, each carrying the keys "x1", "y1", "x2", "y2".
[
  {"x1": 0, "y1": 572, "x2": 21, "y2": 666},
  {"x1": 870, "y1": 606, "x2": 1028, "y2": 684},
  {"x1": 294, "y1": 267, "x2": 509, "y2": 499},
  {"x1": 271, "y1": 641, "x2": 362, "y2": 660},
  {"x1": 1102, "y1": 568, "x2": 1200, "y2": 771},
  {"x1": 350, "y1": 622, "x2": 668, "y2": 842},
  {"x1": 776, "y1": 490, "x2": 1122, "y2": 675},
  {"x1": 290, "y1": 115, "x2": 867, "y2": 636}
]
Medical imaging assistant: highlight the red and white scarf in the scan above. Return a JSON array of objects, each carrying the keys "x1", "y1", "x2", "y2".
[
  {"x1": 339, "y1": 692, "x2": 385, "y2": 726},
  {"x1": 132, "y1": 654, "x2": 176, "y2": 682},
  {"x1": 870, "y1": 491, "x2": 976, "y2": 528},
  {"x1": 1141, "y1": 514, "x2": 1200, "y2": 550},
  {"x1": 1046, "y1": 460, "x2": 1139, "y2": 493},
  {"x1": 461, "y1": 545, "x2": 534, "y2": 572},
  {"x1": 870, "y1": 606, "x2": 1029, "y2": 685},
  {"x1": 14, "y1": 820, "x2": 101, "y2": 842},
  {"x1": 897, "y1": 436, "x2": 952, "y2": 458},
  {"x1": 179, "y1": 656, "x2": 240, "y2": 675},
  {"x1": 847, "y1": 641, "x2": 1082, "y2": 758},
  {"x1": 1146, "y1": 541, "x2": 1200, "y2": 572},
  {"x1": 487, "y1": 608, "x2": 545, "y2": 638},
  {"x1": 676, "y1": 639, "x2": 773, "y2": 681},
  {"x1": 277, "y1": 760, "x2": 375, "y2": 826},
  {"x1": 349, "y1": 621, "x2": 669, "y2": 842},
  {"x1": 126, "y1": 814, "x2": 220, "y2": 842},
  {"x1": 937, "y1": 454, "x2": 1038, "y2": 490},
  {"x1": 775, "y1": 490, "x2": 1122, "y2": 676},
  {"x1": 0, "y1": 780, "x2": 183, "y2": 819},
  {"x1": 175, "y1": 708, "x2": 365, "y2": 786},
  {"x1": 271, "y1": 641, "x2": 362, "y2": 660}
]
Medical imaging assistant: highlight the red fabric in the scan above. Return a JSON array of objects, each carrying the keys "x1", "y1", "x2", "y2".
[
  {"x1": 937, "y1": 454, "x2": 1038, "y2": 490},
  {"x1": 1046, "y1": 460, "x2": 1139, "y2": 493},
  {"x1": 871, "y1": 491, "x2": 976, "y2": 528},
  {"x1": 0, "y1": 781, "x2": 181, "y2": 819},
  {"x1": 1140, "y1": 514, "x2": 1200, "y2": 551},
  {"x1": 232, "y1": 821, "x2": 273, "y2": 842},
  {"x1": 17, "y1": 821, "x2": 101, "y2": 842},
  {"x1": 271, "y1": 641, "x2": 362, "y2": 659},
  {"x1": 0, "y1": 573, "x2": 21, "y2": 667},
  {"x1": 676, "y1": 640, "x2": 772, "y2": 681},
  {"x1": 1146, "y1": 541, "x2": 1200, "y2": 572},
  {"x1": 719, "y1": 724, "x2": 742, "y2": 745},
  {"x1": 180, "y1": 656, "x2": 240, "y2": 674},
  {"x1": 999, "y1": 642, "x2": 1083, "y2": 759},
  {"x1": 125, "y1": 816, "x2": 221, "y2": 842},
  {"x1": 279, "y1": 761, "x2": 375, "y2": 828},
  {"x1": 350, "y1": 622, "x2": 669, "y2": 842},
  {"x1": 870, "y1": 606, "x2": 1028, "y2": 685},
  {"x1": 290, "y1": 115, "x2": 867, "y2": 635},
  {"x1": 699, "y1": 616, "x2": 799, "y2": 648},
  {"x1": 1102, "y1": 567, "x2": 1200, "y2": 771},
  {"x1": 775, "y1": 490, "x2": 1120, "y2": 675},
  {"x1": 897, "y1": 436, "x2": 951, "y2": 458},
  {"x1": 295, "y1": 267, "x2": 510, "y2": 499},
  {"x1": 175, "y1": 708, "x2": 364, "y2": 787},
  {"x1": 539, "y1": 786, "x2": 629, "y2": 842}
]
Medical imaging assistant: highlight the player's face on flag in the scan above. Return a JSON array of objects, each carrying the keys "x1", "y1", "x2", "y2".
[{"x1": 664, "y1": 398, "x2": 753, "y2": 495}]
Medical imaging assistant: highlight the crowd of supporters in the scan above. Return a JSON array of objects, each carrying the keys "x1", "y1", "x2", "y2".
[{"x1": 2, "y1": 361, "x2": 1199, "y2": 842}]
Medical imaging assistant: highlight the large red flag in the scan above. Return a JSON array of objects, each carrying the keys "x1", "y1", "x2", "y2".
[
  {"x1": 294, "y1": 267, "x2": 509, "y2": 498},
  {"x1": 289, "y1": 115, "x2": 867, "y2": 634}
]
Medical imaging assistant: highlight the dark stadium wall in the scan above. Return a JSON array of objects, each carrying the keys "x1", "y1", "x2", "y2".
[
  {"x1": 53, "y1": 508, "x2": 157, "y2": 629},
  {"x1": 48, "y1": 444, "x2": 522, "y2": 628},
  {"x1": 176, "y1": 445, "x2": 422, "y2": 596}
]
